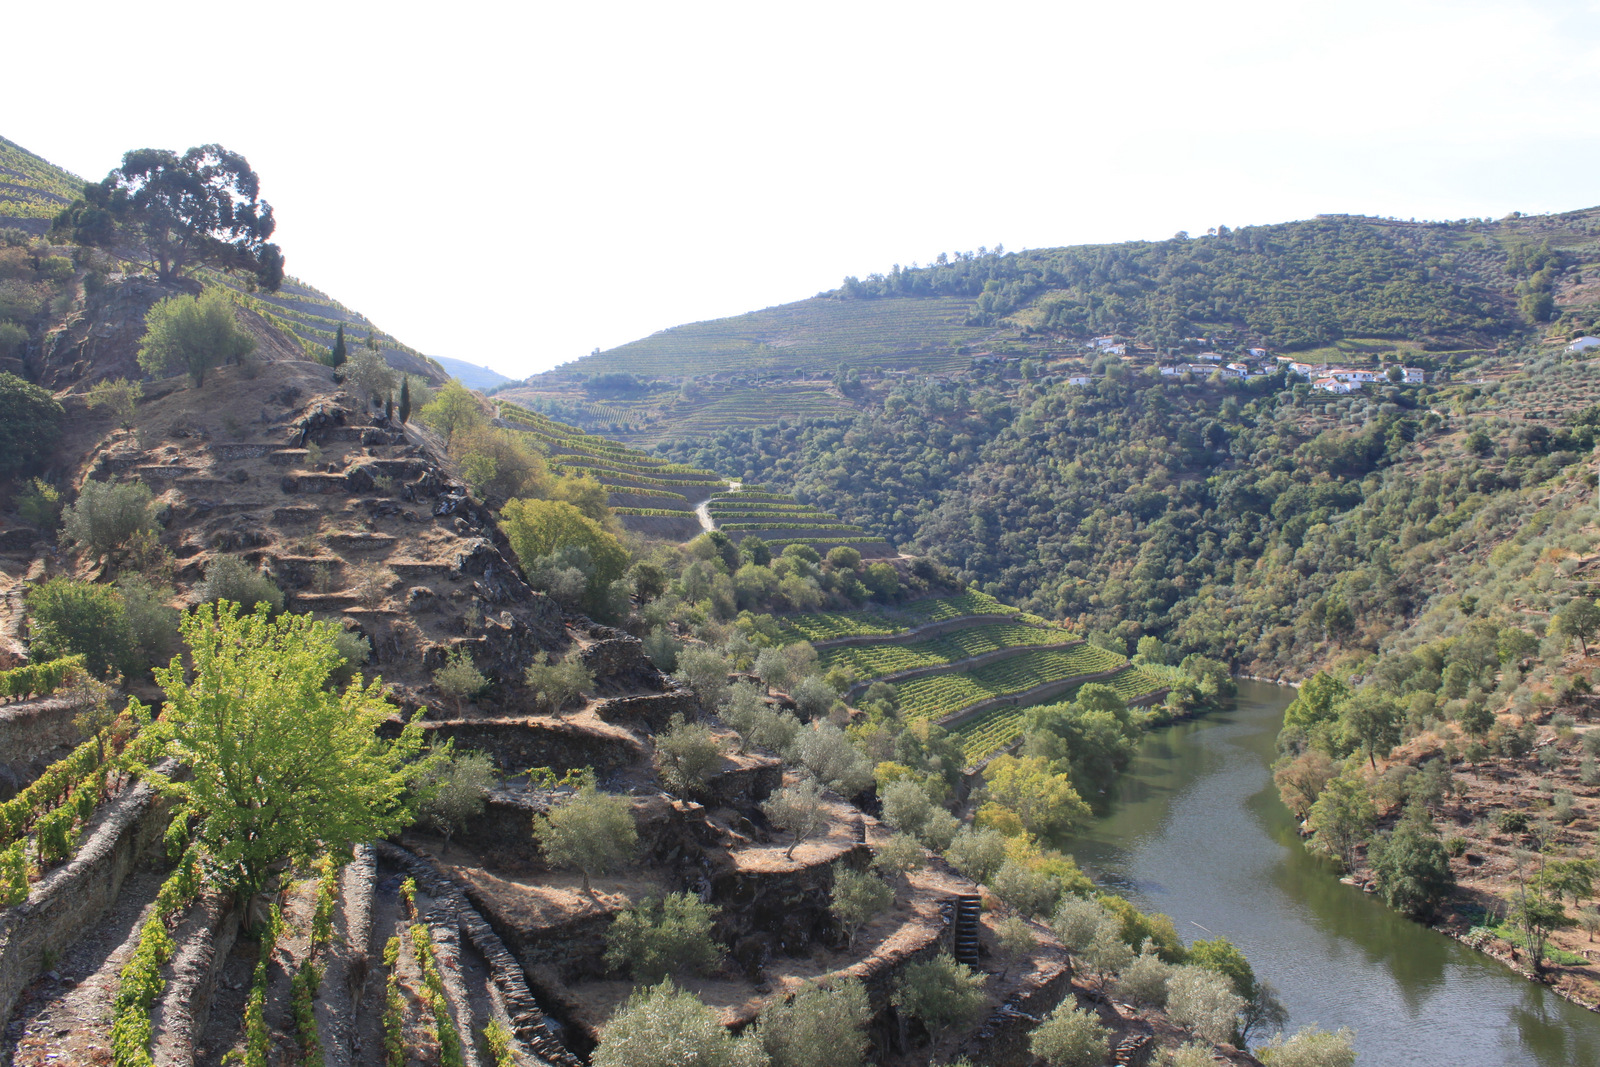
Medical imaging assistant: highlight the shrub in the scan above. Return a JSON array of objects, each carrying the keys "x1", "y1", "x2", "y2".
[
  {"x1": 830, "y1": 867, "x2": 891, "y2": 950},
  {"x1": 945, "y1": 826, "x2": 1009, "y2": 884},
  {"x1": 501, "y1": 498, "x2": 627, "y2": 611},
  {"x1": 1254, "y1": 1025, "x2": 1357, "y2": 1067},
  {"x1": 871, "y1": 833, "x2": 925, "y2": 878},
  {"x1": 523, "y1": 651, "x2": 594, "y2": 714},
  {"x1": 117, "y1": 575, "x2": 180, "y2": 668},
  {"x1": 991, "y1": 859, "x2": 1062, "y2": 918},
  {"x1": 17, "y1": 478, "x2": 63, "y2": 529},
  {"x1": 414, "y1": 747, "x2": 497, "y2": 851},
  {"x1": 0, "y1": 371, "x2": 63, "y2": 475},
  {"x1": 432, "y1": 646, "x2": 488, "y2": 713},
  {"x1": 197, "y1": 555, "x2": 284, "y2": 613},
  {"x1": 642, "y1": 627, "x2": 682, "y2": 671},
  {"x1": 137, "y1": 287, "x2": 255, "y2": 387},
  {"x1": 762, "y1": 777, "x2": 828, "y2": 859},
  {"x1": 1113, "y1": 943, "x2": 1173, "y2": 1007},
  {"x1": 654, "y1": 713, "x2": 725, "y2": 796},
  {"x1": 330, "y1": 629, "x2": 371, "y2": 684},
  {"x1": 604, "y1": 892, "x2": 723, "y2": 981},
  {"x1": 753, "y1": 976, "x2": 870, "y2": 1067},
  {"x1": 1029, "y1": 1002, "x2": 1109, "y2": 1067},
  {"x1": 61, "y1": 479, "x2": 155, "y2": 561},
  {"x1": 722, "y1": 683, "x2": 801, "y2": 755},
  {"x1": 1167, "y1": 965, "x2": 1244, "y2": 1044},
  {"x1": 1168, "y1": 1043, "x2": 1219, "y2": 1067},
  {"x1": 791, "y1": 722, "x2": 873, "y2": 797},
  {"x1": 532, "y1": 784, "x2": 637, "y2": 895},
  {"x1": 592, "y1": 980, "x2": 768, "y2": 1067},
  {"x1": 24, "y1": 577, "x2": 133, "y2": 678},
  {"x1": 85, "y1": 377, "x2": 142, "y2": 429},
  {"x1": 792, "y1": 676, "x2": 837, "y2": 720},
  {"x1": 1367, "y1": 819, "x2": 1456, "y2": 919},
  {"x1": 674, "y1": 645, "x2": 733, "y2": 712},
  {"x1": 892, "y1": 953, "x2": 987, "y2": 1043}
]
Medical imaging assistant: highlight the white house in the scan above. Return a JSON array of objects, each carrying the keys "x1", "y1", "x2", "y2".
[
  {"x1": 1195, "y1": 351, "x2": 1224, "y2": 362},
  {"x1": 1249, "y1": 348, "x2": 1269, "y2": 359},
  {"x1": 1568, "y1": 336, "x2": 1600, "y2": 354},
  {"x1": 1067, "y1": 375, "x2": 1093, "y2": 386},
  {"x1": 1402, "y1": 367, "x2": 1427, "y2": 383},
  {"x1": 1090, "y1": 335, "x2": 1124, "y2": 350},
  {"x1": 1330, "y1": 368, "x2": 1383, "y2": 383},
  {"x1": 1225, "y1": 362, "x2": 1252, "y2": 377},
  {"x1": 1159, "y1": 365, "x2": 1186, "y2": 376},
  {"x1": 1313, "y1": 377, "x2": 1357, "y2": 394}
]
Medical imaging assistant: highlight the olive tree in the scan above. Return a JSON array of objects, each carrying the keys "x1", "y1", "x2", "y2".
[
  {"x1": 1029, "y1": 1002, "x2": 1110, "y2": 1067},
  {"x1": 532, "y1": 783, "x2": 638, "y2": 896},
  {"x1": 137, "y1": 287, "x2": 256, "y2": 387},
  {"x1": 655, "y1": 713, "x2": 726, "y2": 796},
  {"x1": 762, "y1": 777, "x2": 828, "y2": 859},
  {"x1": 413, "y1": 747, "x2": 497, "y2": 853},
  {"x1": 752, "y1": 977, "x2": 870, "y2": 1067},
  {"x1": 891, "y1": 953, "x2": 987, "y2": 1044},
  {"x1": 592, "y1": 980, "x2": 768, "y2": 1067},
  {"x1": 830, "y1": 867, "x2": 891, "y2": 951},
  {"x1": 604, "y1": 892, "x2": 723, "y2": 981}
]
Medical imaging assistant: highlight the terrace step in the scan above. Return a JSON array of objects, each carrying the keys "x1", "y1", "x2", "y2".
[
  {"x1": 324, "y1": 531, "x2": 397, "y2": 551},
  {"x1": 952, "y1": 894, "x2": 982, "y2": 967},
  {"x1": 207, "y1": 442, "x2": 277, "y2": 461},
  {"x1": 387, "y1": 559, "x2": 448, "y2": 578}
]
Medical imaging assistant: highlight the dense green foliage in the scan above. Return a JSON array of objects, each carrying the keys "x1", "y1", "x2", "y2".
[
  {"x1": 137, "y1": 287, "x2": 257, "y2": 387},
  {"x1": 0, "y1": 372, "x2": 62, "y2": 474}
]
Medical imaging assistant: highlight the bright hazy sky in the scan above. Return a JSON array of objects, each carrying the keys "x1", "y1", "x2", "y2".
[{"x1": 10, "y1": 1, "x2": 1600, "y2": 379}]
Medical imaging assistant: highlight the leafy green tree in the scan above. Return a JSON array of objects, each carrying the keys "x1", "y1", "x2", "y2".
[
  {"x1": 945, "y1": 826, "x2": 1010, "y2": 884},
  {"x1": 1367, "y1": 815, "x2": 1456, "y2": 919},
  {"x1": 532, "y1": 783, "x2": 637, "y2": 896},
  {"x1": 54, "y1": 144, "x2": 284, "y2": 288},
  {"x1": 1028, "y1": 1002, "x2": 1109, "y2": 1067},
  {"x1": 1552, "y1": 597, "x2": 1600, "y2": 654},
  {"x1": 762, "y1": 777, "x2": 828, "y2": 859},
  {"x1": 792, "y1": 722, "x2": 874, "y2": 797},
  {"x1": 991, "y1": 859, "x2": 1062, "y2": 918},
  {"x1": 419, "y1": 379, "x2": 484, "y2": 444},
  {"x1": 980, "y1": 755, "x2": 1091, "y2": 843},
  {"x1": 1306, "y1": 775, "x2": 1376, "y2": 870},
  {"x1": 892, "y1": 953, "x2": 987, "y2": 1044},
  {"x1": 501, "y1": 498, "x2": 629, "y2": 610},
  {"x1": 1337, "y1": 689, "x2": 1402, "y2": 770},
  {"x1": 24, "y1": 577, "x2": 134, "y2": 678},
  {"x1": 752, "y1": 976, "x2": 870, "y2": 1067},
  {"x1": 413, "y1": 746, "x2": 497, "y2": 852},
  {"x1": 0, "y1": 372, "x2": 63, "y2": 475},
  {"x1": 605, "y1": 892, "x2": 723, "y2": 981},
  {"x1": 344, "y1": 347, "x2": 397, "y2": 405},
  {"x1": 85, "y1": 377, "x2": 142, "y2": 429},
  {"x1": 137, "y1": 288, "x2": 256, "y2": 387},
  {"x1": 830, "y1": 867, "x2": 891, "y2": 950},
  {"x1": 1167, "y1": 965, "x2": 1244, "y2": 1044},
  {"x1": 592, "y1": 980, "x2": 768, "y2": 1067},
  {"x1": 146, "y1": 602, "x2": 427, "y2": 909}
]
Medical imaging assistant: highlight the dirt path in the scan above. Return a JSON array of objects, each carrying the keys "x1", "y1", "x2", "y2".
[{"x1": 4, "y1": 868, "x2": 166, "y2": 1067}]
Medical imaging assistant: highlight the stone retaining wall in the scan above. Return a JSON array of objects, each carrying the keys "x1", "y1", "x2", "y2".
[
  {"x1": 384, "y1": 717, "x2": 645, "y2": 779},
  {"x1": 0, "y1": 771, "x2": 172, "y2": 1028},
  {"x1": 0, "y1": 696, "x2": 84, "y2": 797}
]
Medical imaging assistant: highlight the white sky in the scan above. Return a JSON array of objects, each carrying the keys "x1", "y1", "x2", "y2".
[{"x1": 9, "y1": 0, "x2": 1600, "y2": 379}]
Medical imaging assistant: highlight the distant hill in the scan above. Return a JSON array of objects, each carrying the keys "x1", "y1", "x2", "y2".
[
  {"x1": 501, "y1": 208, "x2": 1600, "y2": 441},
  {"x1": 0, "y1": 134, "x2": 447, "y2": 385},
  {"x1": 434, "y1": 355, "x2": 514, "y2": 390}
]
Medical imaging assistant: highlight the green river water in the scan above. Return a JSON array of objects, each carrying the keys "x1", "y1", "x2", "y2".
[{"x1": 1064, "y1": 679, "x2": 1600, "y2": 1066}]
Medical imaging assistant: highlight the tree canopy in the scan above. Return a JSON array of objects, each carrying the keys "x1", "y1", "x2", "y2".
[
  {"x1": 55, "y1": 144, "x2": 284, "y2": 289},
  {"x1": 138, "y1": 287, "x2": 256, "y2": 387},
  {"x1": 0, "y1": 372, "x2": 63, "y2": 475}
]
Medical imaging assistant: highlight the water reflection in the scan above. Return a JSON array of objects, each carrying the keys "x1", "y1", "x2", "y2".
[{"x1": 1065, "y1": 680, "x2": 1599, "y2": 1066}]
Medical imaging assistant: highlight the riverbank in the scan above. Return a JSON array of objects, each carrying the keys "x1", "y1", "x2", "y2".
[{"x1": 1071, "y1": 680, "x2": 1600, "y2": 1066}]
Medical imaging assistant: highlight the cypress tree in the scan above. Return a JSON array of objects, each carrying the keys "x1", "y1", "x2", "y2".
[
  {"x1": 329, "y1": 324, "x2": 347, "y2": 367},
  {"x1": 398, "y1": 378, "x2": 411, "y2": 424}
]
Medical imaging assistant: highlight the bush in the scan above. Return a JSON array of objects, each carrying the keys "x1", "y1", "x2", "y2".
[
  {"x1": 532, "y1": 784, "x2": 638, "y2": 895},
  {"x1": 654, "y1": 713, "x2": 725, "y2": 796},
  {"x1": 523, "y1": 651, "x2": 594, "y2": 714},
  {"x1": 501, "y1": 498, "x2": 627, "y2": 611},
  {"x1": 432, "y1": 646, "x2": 488, "y2": 712},
  {"x1": 60, "y1": 479, "x2": 155, "y2": 561},
  {"x1": 1113, "y1": 943, "x2": 1173, "y2": 1007},
  {"x1": 753, "y1": 976, "x2": 870, "y2": 1067},
  {"x1": 24, "y1": 577, "x2": 133, "y2": 678},
  {"x1": 792, "y1": 676, "x2": 836, "y2": 720},
  {"x1": 762, "y1": 777, "x2": 828, "y2": 859},
  {"x1": 414, "y1": 747, "x2": 497, "y2": 850},
  {"x1": 197, "y1": 555, "x2": 284, "y2": 613},
  {"x1": 1254, "y1": 1025, "x2": 1357, "y2": 1067},
  {"x1": 830, "y1": 867, "x2": 891, "y2": 950},
  {"x1": 592, "y1": 980, "x2": 767, "y2": 1067},
  {"x1": 945, "y1": 826, "x2": 1009, "y2": 884},
  {"x1": 85, "y1": 377, "x2": 142, "y2": 429},
  {"x1": 1028, "y1": 1002, "x2": 1109, "y2": 1067},
  {"x1": 991, "y1": 859, "x2": 1062, "y2": 918},
  {"x1": 137, "y1": 287, "x2": 255, "y2": 387},
  {"x1": 1167, "y1": 965, "x2": 1244, "y2": 1044},
  {"x1": 117, "y1": 575, "x2": 180, "y2": 667},
  {"x1": 1367, "y1": 819, "x2": 1456, "y2": 919},
  {"x1": 642, "y1": 627, "x2": 682, "y2": 672},
  {"x1": 892, "y1": 953, "x2": 987, "y2": 1043},
  {"x1": 0, "y1": 372, "x2": 63, "y2": 475},
  {"x1": 17, "y1": 479, "x2": 63, "y2": 530},
  {"x1": 792, "y1": 722, "x2": 873, "y2": 797},
  {"x1": 604, "y1": 892, "x2": 723, "y2": 981},
  {"x1": 674, "y1": 645, "x2": 733, "y2": 712},
  {"x1": 871, "y1": 833, "x2": 925, "y2": 878},
  {"x1": 722, "y1": 682, "x2": 801, "y2": 755}
]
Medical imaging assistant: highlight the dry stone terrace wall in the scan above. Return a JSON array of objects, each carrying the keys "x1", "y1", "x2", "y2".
[
  {"x1": 0, "y1": 697, "x2": 84, "y2": 797},
  {"x1": 384, "y1": 717, "x2": 646, "y2": 779},
  {"x1": 0, "y1": 770, "x2": 172, "y2": 1029}
]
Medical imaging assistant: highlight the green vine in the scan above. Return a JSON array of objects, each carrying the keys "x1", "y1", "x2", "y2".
[{"x1": 109, "y1": 852, "x2": 201, "y2": 1067}]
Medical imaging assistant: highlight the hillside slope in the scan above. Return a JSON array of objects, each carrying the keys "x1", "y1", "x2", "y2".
[{"x1": 502, "y1": 208, "x2": 1600, "y2": 440}]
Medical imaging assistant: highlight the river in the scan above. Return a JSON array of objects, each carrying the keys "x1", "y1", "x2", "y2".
[{"x1": 1065, "y1": 679, "x2": 1600, "y2": 1066}]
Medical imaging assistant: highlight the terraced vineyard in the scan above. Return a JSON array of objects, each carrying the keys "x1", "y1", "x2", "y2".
[
  {"x1": 892, "y1": 644, "x2": 1131, "y2": 724},
  {"x1": 497, "y1": 401, "x2": 734, "y2": 522},
  {"x1": 0, "y1": 136, "x2": 78, "y2": 224},
  {"x1": 948, "y1": 707, "x2": 1027, "y2": 765},
  {"x1": 776, "y1": 589, "x2": 1024, "y2": 643},
  {"x1": 702, "y1": 488, "x2": 895, "y2": 557},
  {"x1": 817, "y1": 622, "x2": 1077, "y2": 679}
]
